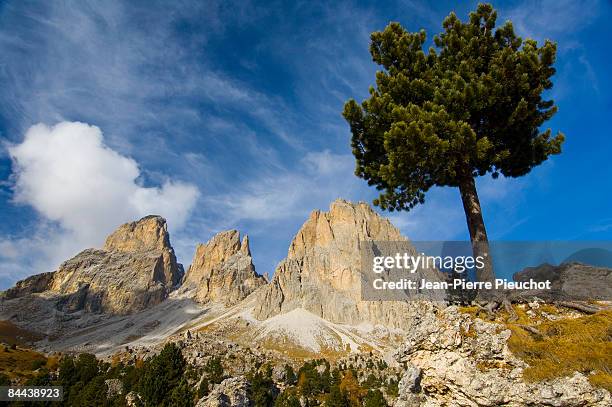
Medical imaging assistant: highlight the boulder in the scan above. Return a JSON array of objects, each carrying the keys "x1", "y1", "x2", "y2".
[
  {"x1": 393, "y1": 306, "x2": 611, "y2": 406},
  {"x1": 512, "y1": 262, "x2": 612, "y2": 302}
]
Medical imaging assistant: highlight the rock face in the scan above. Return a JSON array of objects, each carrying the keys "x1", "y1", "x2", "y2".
[
  {"x1": 393, "y1": 306, "x2": 611, "y2": 407},
  {"x1": 3, "y1": 215, "x2": 183, "y2": 315},
  {"x1": 4, "y1": 272, "x2": 55, "y2": 299},
  {"x1": 252, "y1": 199, "x2": 444, "y2": 329},
  {"x1": 183, "y1": 230, "x2": 266, "y2": 306}
]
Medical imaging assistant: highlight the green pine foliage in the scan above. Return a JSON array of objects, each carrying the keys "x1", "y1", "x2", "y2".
[
  {"x1": 284, "y1": 364, "x2": 297, "y2": 385},
  {"x1": 138, "y1": 342, "x2": 192, "y2": 407},
  {"x1": 197, "y1": 377, "x2": 210, "y2": 399},
  {"x1": 6, "y1": 343, "x2": 196, "y2": 407},
  {"x1": 325, "y1": 385, "x2": 349, "y2": 407},
  {"x1": 274, "y1": 388, "x2": 301, "y2": 407},
  {"x1": 204, "y1": 356, "x2": 224, "y2": 384},
  {"x1": 167, "y1": 378, "x2": 194, "y2": 407},
  {"x1": 248, "y1": 365, "x2": 276, "y2": 407},
  {"x1": 0, "y1": 372, "x2": 10, "y2": 385},
  {"x1": 385, "y1": 377, "x2": 399, "y2": 397},
  {"x1": 343, "y1": 3, "x2": 564, "y2": 280},
  {"x1": 343, "y1": 2, "x2": 564, "y2": 211}
]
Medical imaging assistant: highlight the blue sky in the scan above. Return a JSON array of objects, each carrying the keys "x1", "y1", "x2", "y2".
[{"x1": 0, "y1": 0, "x2": 610, "y2": 288}]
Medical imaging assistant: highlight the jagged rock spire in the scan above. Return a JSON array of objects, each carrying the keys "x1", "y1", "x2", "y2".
[{"x1": 184, "y1": 230, "x2": 265, "y2": 306}]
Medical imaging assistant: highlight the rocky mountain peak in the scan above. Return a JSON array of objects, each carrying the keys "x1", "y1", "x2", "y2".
[
  {"x1": 184, "y1": 230, "x2": 265, "y2": 306},
  {"x1": 188, "y1": 230, "x2": 242, "y2": 278},
  {"x1": 104, "y1": 215, "x2": 171, "y2": 253},
  {"x1": 240, "y1": 235, "x2": 251, "y2": 257}
]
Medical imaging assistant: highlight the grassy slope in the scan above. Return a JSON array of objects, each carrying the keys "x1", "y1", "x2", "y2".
[
  {"x1": 0, "y1": 345, "x2": 57, "y2": 381},
  {"x1": 0, "y1": 320, "x2": 56, "y2": 382}
]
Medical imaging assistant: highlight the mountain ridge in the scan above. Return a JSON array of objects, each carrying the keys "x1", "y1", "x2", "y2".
[{"x1": 1, "y1": 199, "x2": 427, "y2": 356}]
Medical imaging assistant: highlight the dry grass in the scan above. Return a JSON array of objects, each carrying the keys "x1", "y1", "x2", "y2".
[
  {"x1": 506, "y1": 310, "x2": 612, "y2": 391},
  {"x1": 460, "y1": 323, "x2": 477, "y2": 339}
]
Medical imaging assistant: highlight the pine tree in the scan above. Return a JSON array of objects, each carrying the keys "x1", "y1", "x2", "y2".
[
  {"x1": 248, "y1": 369, "x2": 276, "y2": 407},
  {"x1": 168, "y1": 378, "x2": 194, "y2": 407},
  {"x1": 274, "y1": 389, "x2": 301, "y2": 407},
  {"x1": 343, "y1": 3, "x2": 563, "y2": 287},
  {"x1": 139, "y1": 342, "x2": 187, "y2": 406},
  {"x1": 198, "y1": 377, "x2": 210, "y2": 399},
  {"x1": 339, "y1": 371, "x2": 365, "y2": 407},
  {"x1": 284, "y1": 364, "x2": 297, "y2": 385},
  {"x1": 0, "y1": 373, "x2": 9, "y2": 386},
  {"x1": 204, "y1": 357, "x2": 224, "y2": 384}
]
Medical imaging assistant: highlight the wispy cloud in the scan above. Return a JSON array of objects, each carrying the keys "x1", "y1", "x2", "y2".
[
  {"x1": 502, "y1": 0, "x2": 601, "y2": 43},
  {"x1": 0, "y1": 0, "x2": 305, "y2": 284},
  {"x1": 0, "y1": 1, "x2": 300, "y2": 153},
  {"x1": 206, "y1": 150, "x2": 361, "y2": 225}
]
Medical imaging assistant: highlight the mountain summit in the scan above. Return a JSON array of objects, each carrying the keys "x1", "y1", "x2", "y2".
[{"x1": 182, "y1": 230, "x2": 266, "y2": 306}]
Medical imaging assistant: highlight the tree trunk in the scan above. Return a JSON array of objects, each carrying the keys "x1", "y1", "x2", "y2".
[{"x1": 458, "y1": 175, "x2": 496, "y2": 288}]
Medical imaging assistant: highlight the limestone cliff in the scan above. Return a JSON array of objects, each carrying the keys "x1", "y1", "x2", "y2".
[
  {"x1": 252, "y1": 199, "x2": 445, "y2": 329},
  {"x1": 183, "y1": 230, "x2": 266, "y2": 306},
  {"x1": 4, "y1": 215, "x2": 183, "y2": 314}
]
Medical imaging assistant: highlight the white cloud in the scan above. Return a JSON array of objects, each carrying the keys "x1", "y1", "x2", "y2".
[{"x1": 3, "y1": 121, "x2": 199, "y2": 281}]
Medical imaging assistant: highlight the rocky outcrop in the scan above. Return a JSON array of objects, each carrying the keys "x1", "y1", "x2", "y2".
[
  {"x1": 196, "y1": 376, "x2": 250, "y2": 407},
  {"x1": 183, "y1": 230, "x2": 266, "y2": 306},
  {"x1": 393, "y1": 306, "x2": 611, "y2": 406},
  {"x1": 2, "y1": 215, "x2": 183, "y2": 315},
  {"x1": 252, "y1": 199, "x2": 445, "y2": 329}
]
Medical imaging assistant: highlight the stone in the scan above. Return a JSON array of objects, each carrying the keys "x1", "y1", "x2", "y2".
[
  {"x1": 125, "y1": 391, "x2": 142, "y2": 407},
  {"x1": 4, "y1": 272, "x2": 55, "y2": 299},
  {"x1": 105, "y1": 378, "x2": 123, "y2": 398},
  {"x1": 103, "y1": 215, "x2": 183, "y2": 288},
  {"x1": 393, "y1": 306, "x2": 611, "y2": 406},
  {"x1": 399, "y1": 365, "x2": 421, "y2": 393},
  {"x1": 512, "y1": 262, "x2": 612, "y2": 302}
]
